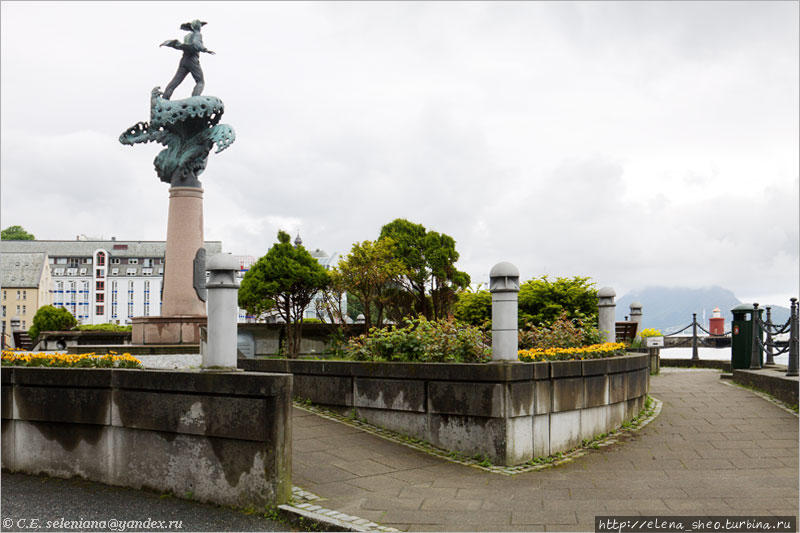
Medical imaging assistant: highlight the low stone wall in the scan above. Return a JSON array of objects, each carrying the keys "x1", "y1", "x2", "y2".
[
  {"x1": 660, "y1": 358, "x2": 731, "y2": 371},
  {"x1": 237, "y1": 323, "x2": 364, "y2": 358},
  {"x1": 732, "y1": 368, "x2": 799, "y2": 407},
  {"x1": 1, "y1": 367, "x2": 292, "y2": 507},
  {"x1": 34, "y1": 330, "x2": 132, "y2": 352},
  {"x1": 240, "y1": 354, "x2": 649, "y2": 466}
]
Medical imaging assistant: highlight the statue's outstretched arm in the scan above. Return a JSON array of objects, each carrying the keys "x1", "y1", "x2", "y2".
[{"x1": 160, "y1": 39, "x2": 182, "y2": 49}]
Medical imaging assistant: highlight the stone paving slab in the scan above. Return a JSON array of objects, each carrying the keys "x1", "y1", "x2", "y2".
[{"x1": 292, "y1": 368, "x2": 799, "y2": 532}]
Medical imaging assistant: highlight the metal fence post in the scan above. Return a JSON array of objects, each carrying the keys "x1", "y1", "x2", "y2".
[
  {"x1": 691, "y1": 313, "x2": 699, "y2": 361},
  {"x1": 764, "y1": 306, "x2": 775, "y2": 366},
  {"x1": 749, "y1": 303, "x2": 762, "y2": 370},
  {"x1": 788, "y1": 298, "x2": 798, "y2": 377}
]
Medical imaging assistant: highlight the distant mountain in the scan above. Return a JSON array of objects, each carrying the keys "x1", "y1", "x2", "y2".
[{"x1": 616, "y1": 286, "x2": 790, "y2": 334}]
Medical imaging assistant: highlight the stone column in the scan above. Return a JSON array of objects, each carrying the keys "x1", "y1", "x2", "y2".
[
  {"x1": 490, "y1": 262, "x2": 520, "y2": 361},
  {"x1": 598, "y1": 287, "x2": 616, "y2": 343},
  {"x1": 162, "y1": 187, "x2": 206, "y2": 317},
  {"x1": 204, "y1": 253, "x2": 240, "y2": 368},
  {"x1": 629, "y1": 302, "x2": 642, "y2": 330}
]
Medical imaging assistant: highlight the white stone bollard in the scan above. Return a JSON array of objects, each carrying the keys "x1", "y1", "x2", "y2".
[
  {"x1": 490, "y1": 262, "x2": 520, "y2": 361},
  {"x1": 598, "y1": 287, "x2": 616, "y2": 343},
  {"x1": 204, "y1": 253, "x2": 241, "y2": 368},
  {"x1": 630, "y1": 302, "x2": 643, "y2": 330}
]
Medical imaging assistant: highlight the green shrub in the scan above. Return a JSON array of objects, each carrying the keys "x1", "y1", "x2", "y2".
[
  {"x1": 29, "y1": 305, "x2": 77, "y2": 340},
  {"x1": 341, "y1": 317, "x2": 490, "y2": 363},
  {"x1": 75, "y1": 324, "x2": 132, "y2": 332},
  {"x1": 519, "y1": 311, "x2": 603, "y2": 350}
]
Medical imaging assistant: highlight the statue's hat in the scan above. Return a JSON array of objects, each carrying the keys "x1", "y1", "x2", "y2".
[{"x1": 180, "y1": 20, "x2": 207, "y2": 31}]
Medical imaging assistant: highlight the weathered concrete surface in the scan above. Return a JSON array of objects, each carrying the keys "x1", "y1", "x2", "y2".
[
  {"x1": 244, "y1": 355, "x2": 649, "y2": 466},
  {"x1": 291, "y1": 368, "x2": 799, "y2": 532},
  {"x1": 733, "y1": 367, "x2": 799, "y2": 406},
  {"x1": 1, "y1": 367, "x2": 292, "y2": 508}
]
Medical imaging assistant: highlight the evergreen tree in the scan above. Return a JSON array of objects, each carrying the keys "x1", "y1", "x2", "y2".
[{"x1": 238, "y1": 231, "x2": 330, "y2": 357}]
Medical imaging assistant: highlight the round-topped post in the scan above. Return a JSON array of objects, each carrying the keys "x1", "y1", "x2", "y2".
[
  {"x1": 764, "y1": 306, "x2": 775, "y2": 366},
  {"x1": 749, "y1": 303, "x2": 762, "y2": 370},
  {"x1": 598, "y1": 287, "x2": 616, "y2": 343},
  {"x1": 489, "y1": 262, "x2": 520, "y2": 361},
  {"x1": 788, "y1": 298, "x2": 798, "y2": 377},
  {"x1": 204, "y1": 253, "x2": 241, "y2": 368},
  {"x1": 629, "y1": 301, "x2": 643, "y2": 334}
]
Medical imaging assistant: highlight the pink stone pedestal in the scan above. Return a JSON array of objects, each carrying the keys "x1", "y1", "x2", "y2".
[{"x1": 132, "y1": 186, "x2": 207, "y2": 345}]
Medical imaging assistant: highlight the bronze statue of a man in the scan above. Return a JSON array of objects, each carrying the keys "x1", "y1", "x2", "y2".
[{"x1": 160, "y1": 19, "x2": 215, "y2": 100}]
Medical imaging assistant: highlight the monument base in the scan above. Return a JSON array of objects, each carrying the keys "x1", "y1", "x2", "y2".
[{"x1": 131, "y1": 316, "x2": 207, "y2": 345}]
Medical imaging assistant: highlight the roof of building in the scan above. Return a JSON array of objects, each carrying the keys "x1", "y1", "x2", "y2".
[
  {"x1": 0, "y1": 240, "x2": 223, "y2": 257},
  {"x1": 309, "y1": 248, "x2": 340, "y2": 268},
  {"x1": 1, "y1": 252, "x2": 47, "y2": 288}
]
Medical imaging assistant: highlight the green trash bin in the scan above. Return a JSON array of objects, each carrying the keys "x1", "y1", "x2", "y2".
[{"x1": 731, "y1": 304, "x2": 763, "y2": 369}]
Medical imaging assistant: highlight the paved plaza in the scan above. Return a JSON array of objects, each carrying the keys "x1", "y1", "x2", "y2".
[
  {"x1": 292, "y1": 368, "x2": 799, "y2": 532},
  {"x1": 1, "y1": 368, "x2": 796, "y2": 533}
]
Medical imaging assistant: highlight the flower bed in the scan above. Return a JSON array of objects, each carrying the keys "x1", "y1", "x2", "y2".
[
  {"x1": 1, "y1": 350, "x2": 142, "y2": 368},
  {"x1": 518, "y1": 342, "x2": 626, "y2": 362}
]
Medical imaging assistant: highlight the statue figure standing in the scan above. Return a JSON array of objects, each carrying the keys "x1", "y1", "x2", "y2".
[{"x1": 160, "y1": 19, "x2": 215, "y2": 100}]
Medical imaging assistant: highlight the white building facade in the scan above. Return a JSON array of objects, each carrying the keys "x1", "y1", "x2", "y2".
[{"x1": 0, "y1": 240, "x2": 222, "y2": 325}]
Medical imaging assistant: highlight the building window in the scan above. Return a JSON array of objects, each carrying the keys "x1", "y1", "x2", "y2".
[
  {"x1": 142, "y1": 268, "x2": 153, "y2": 276},
  {"x1": 56, "y1": 258, "x2": 67, "y2": 265},
  {"x1": 126, "y1": 268, "x2": 137, "y2": 276},
  {"x1": 22, "y1": 305, "x2": 26, "y2": 315},
  {"x1": 2, "y1": 306, "x2": 5, "y2": 318},
  {"x1": 2, "y1": 290, "x2": 5, "y2": 300},
  {"x1": 16, "y1": 305, "x2": 20, "y2": 314},
  {"x1": 67, "y1": 268, "x2": 77, "y2": 276},
  {"x1": 96, "y1": 281, "x2": 105, "y2": 291},
  {"x1": 128, "y1": 281, "x2": 135, "y2": 317},
  {"x1": 143, "y1": 258, "x2": 153, "y2": 267},
  {"x1": 48, "y1": 258, "x2": 55, "y2": 264},
  {"x1": 70, "y1": 281, "x2": 77, "y2": 314},
  {"x1": 96, "y1": 305, "x2": 104, "y2": 316},
  {"x1": 111, "y1": 281, "x2": 118, "y2": 319},
  {"x1": 22, "y1": 321, "x2": 26, "y2": 330},
  {"x1": 111, "y1": 258, "x2": 121, "y2": 265},
  {"x1": 16, "y1": 291, "x2": 20, "y2": 300},
  {"x1": 54, "y1": 268, "x2": 64, "y2": 276},
  {"x1": 96, "y1": 293, "x2": 104, "y2": 303},
  {"x1": 84, "y1": 258, "x2": 92, "y2": 264},
  {"x1": 79, "y1": 268, "x2": 87, "y2": 275},
  {"x1": 68, "y1": 258, "x2": 80, "y2": 268},
  {"x1": 96, "y1": 252, "x2": 106, "y2": 266},
  {"x1": 129, "y1": 258, "x2": 139, "y2": 265},
  {"x1": 143, "y1": 281, "x2": 150, "y2": 317}
]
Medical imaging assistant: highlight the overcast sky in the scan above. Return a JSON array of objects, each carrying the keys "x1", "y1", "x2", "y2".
[{"x1": 2, "y1": 1, "x2": 798, "y2": 304}]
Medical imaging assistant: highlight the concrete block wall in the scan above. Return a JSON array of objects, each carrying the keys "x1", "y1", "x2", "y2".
[
  {"x1": 241, "y1": 355, "x2": 649, "y2": 466},
  {"x1": 1, "y1": 367, "x2": 292, "y2": 507}
]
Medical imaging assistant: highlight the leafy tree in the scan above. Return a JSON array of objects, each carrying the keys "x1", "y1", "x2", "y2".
[
  {"x1": 29, "y1": 305, "x2": 77, "y2": 340},
  {"x1": 1, "y1": 225, "x2": 35, "y2": 240},
  {"x1": 454, "y1": 276, "x2": 599, "y2": 331},
  {"x1": 332, "y1": 238, "x2": 408, "y2": 332},
  {"x1": 238, "y1": 231, "x2": 330, "y2": 358},
  {"x1": 518, "y1": 275, "x2": 598, "y2": 327},
  {"x1": 378, "y1": 219, "x2": 470, "y2": 321},
  {"x1": 453, "y1": 288, "x2": 492, "y2": 327}
]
